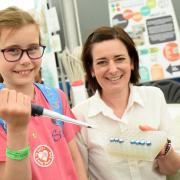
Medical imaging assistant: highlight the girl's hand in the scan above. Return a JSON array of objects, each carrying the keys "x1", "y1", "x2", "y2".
[{"x1": 0, "y1": 88, "x2": 31, "y2": 131}]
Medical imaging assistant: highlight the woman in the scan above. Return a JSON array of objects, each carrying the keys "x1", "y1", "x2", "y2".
[{"x1": 72, "y1": 25, "x2": 180, "y2": 180}]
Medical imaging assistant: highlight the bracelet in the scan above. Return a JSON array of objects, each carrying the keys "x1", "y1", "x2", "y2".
[
  {"x1": 6, "y1": 146, "x2": 30, "y2": 160},
  {"x1": 163, "y1": 139, "x2": 172, "y2": 156}
]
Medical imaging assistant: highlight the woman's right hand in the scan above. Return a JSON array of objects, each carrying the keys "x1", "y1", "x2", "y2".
[{"x1": 0, "y1": 88, "x2": 31, "y2": 132}]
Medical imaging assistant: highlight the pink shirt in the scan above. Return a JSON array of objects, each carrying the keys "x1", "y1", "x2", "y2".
[{"x1": 0, "y1": 85, "x2": 80, "y2": 180}]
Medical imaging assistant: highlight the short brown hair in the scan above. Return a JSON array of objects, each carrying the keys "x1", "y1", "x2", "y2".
[{"x1": 81, "y1": 25, "x2": 140, "y2": 93}]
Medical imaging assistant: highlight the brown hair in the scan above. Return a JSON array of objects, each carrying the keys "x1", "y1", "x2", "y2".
[{"x1": 81, "y1": 25, "x2": 140, "y2": 93}]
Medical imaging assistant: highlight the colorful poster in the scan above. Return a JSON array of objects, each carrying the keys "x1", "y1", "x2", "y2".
[{"x1": 108, "y1": 0, "x2": 180, "y2": 82}]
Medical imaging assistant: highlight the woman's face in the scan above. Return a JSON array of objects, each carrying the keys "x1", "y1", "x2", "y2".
[
  {"x1": 91, "y1": 39, "x2": 134, "y2": 95},
  {"x1": 0, "y1": 24, "x2": 41, "y2": 88}
]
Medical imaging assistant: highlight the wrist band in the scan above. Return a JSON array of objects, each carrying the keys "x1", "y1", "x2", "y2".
[
  {"x1": 6, "y1": 146, "x2": 30, "y2": 160},
  {"x1": 163, "y1": 139, "x2": 172, "y2": 156}
]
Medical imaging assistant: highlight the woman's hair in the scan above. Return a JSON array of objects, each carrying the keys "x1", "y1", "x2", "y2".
[
  {"x1": 81, "y1": 25, "x2": 140, "y2": 93},
  {"x1": 0, "y1": 6, "x2": 40, "y2": 35}
]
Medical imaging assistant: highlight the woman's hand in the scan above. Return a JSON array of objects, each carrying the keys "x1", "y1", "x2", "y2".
[
  {"x1": 139, "y1": 124, "x2": 167, "y2": 156},
  {"x1": 139, "y1": 124, "x2": 165, "y2": 155},
  {"x1": 139, "y1": 124, "x2": 180, "y2": 175},
  {"x1": 139, "y1": 125, "x2": 156, "y2": 131}
]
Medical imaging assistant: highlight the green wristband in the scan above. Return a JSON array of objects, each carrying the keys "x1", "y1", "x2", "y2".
[{"x1": 6, "y1": 146, "x2": 30, "y2": 160}]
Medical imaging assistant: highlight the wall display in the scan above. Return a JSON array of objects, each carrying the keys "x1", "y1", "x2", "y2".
[
  {"x1": 108, "y1": 0, "x2": 180, "y2": 82},
  {"x1": 46, "y1": 7, "x2": 60, "y2": 33}
]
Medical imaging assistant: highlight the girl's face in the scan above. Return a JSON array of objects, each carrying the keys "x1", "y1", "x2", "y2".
[
  {"x1": 0, "y1": 24, "x2": 42, "y2": 88},
  {"x1": 91, "y1": 39, "x2": 134, "y2": 95}
]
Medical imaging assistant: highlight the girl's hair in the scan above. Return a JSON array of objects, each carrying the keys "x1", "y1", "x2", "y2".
[{"x1": 81, "y1": 25, "x2": 140, "y2": 93}]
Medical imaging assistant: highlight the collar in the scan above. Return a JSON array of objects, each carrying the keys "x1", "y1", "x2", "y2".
[
  {"x1": 87, "y1": 84, "x2": 145, "y2": 119},
  {"x1": 128, "y1": 84, "x2": 144, "y2": 108}
]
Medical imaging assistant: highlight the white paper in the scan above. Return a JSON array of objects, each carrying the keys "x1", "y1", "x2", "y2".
[
  {"x1": 50, "y1": 34, "x2": 62, "y2": 52},
  {"x1": 46, "y1": 7, "x2": 60, "y2": 33}
]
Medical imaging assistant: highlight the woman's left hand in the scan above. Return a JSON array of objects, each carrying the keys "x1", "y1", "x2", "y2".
[
  {"x1": 139, "y1": 125, "x2": 180, "y2": 175},
  {"x1": 139, "y1": 125, "x2": 156, "y2": 131}
]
